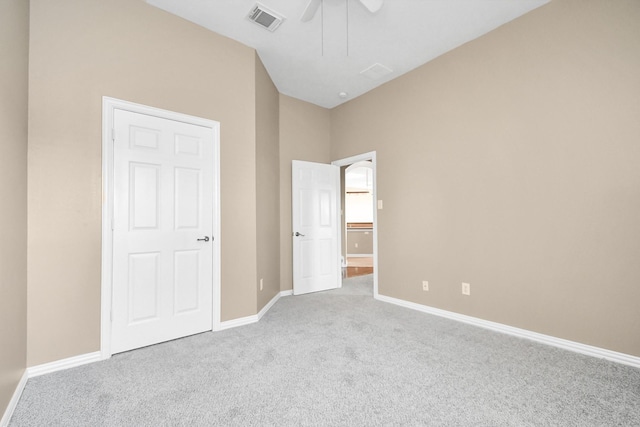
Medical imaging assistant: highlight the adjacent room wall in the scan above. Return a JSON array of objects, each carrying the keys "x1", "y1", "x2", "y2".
[
  {"x1": 330, "y1": 0, "x2": 640, "y2": 356},
  {"x1": 346, "y1": 230, "x2": 374, "y2": 256},
  {"x1": 279, "y1": 95, "x2": 331, "y2": 291},
  {"x1": 256, "y1": 54, "x2": 281, "y2": 311},
  {"x1": 28, "y1": 0, "x2": 259, "y2": 366},
  {"x1": 0, "y1": 0, "x2": 29, "y2": 415}
]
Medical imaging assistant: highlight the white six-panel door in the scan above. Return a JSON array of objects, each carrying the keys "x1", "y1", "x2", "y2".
[
  {"x1": 111, "y1": 109, "x2": 215, "y2": 354},
  {"x1": 292, "y1": 160, "x2": 341, "y2": 295}
]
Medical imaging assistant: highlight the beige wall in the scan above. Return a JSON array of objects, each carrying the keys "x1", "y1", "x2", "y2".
[
  {"x1": 256, "y1": 54, "x2": 281, "y2": 311},
  {"x1": 347, "y1": 230, "x2": 374, "y2": 255},
  {"x1": 0, "y1": 0, "x2": 29, "y2": 414},
  {"x1": 27, "y1": 0, "x2": 259, "y2": 366},
  {"x1": 279, "y1": 95, "x2": 331, "y2": 291},
  {"x1": 331, "y1": 0, "x2": 640, "y2": 356},
  {"x1": 9, "y1": 0, "x2": 638, "y2": 389}
]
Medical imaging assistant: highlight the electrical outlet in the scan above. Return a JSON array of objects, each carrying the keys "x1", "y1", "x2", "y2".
[
  {"x1": 462, "y1": 282, "x2": 470, "y2": 296},
  {"x1": 355, "y1": 243, "x2": 358, "y2": 248},
  {"x1": 260, "y1": 278, "x2": 264, "y2": 291},
  {"x1": 422, "y1": 281, "x2": 429, "y2": 291}
]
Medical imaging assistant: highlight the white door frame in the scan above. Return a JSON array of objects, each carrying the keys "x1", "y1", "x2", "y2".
[
  {"x1": 101, "y1": 97, "x2": 221, "y2": 359},
  {"x1": 332, "y1": 151, "x2": 379, "y2": 297}
]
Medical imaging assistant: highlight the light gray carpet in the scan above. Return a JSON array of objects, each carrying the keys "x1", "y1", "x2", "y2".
[{"x1": 10, "y1": 274, "x2": 640, "y2": 426}]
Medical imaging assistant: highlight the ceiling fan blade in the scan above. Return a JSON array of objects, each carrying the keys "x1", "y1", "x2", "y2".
[
  {"x1": 301, "y1": 0, "x2": 322, "y2": 22},
  {"x1": 358, "y1": 0, "x2": 383, "y2": 13}
]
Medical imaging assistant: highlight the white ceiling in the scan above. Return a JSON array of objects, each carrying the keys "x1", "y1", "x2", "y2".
[{"x1": 147, "y1": 0, "x2": 548, "y2": 109}]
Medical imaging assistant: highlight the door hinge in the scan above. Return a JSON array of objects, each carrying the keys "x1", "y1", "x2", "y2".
[{"x1": 111, "y1": 128, "x2": 115, "y2": 142}]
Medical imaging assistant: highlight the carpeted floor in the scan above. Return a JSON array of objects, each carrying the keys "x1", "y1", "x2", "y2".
[{"x1": 9, "y1": 274, "x2": 640, "y2": 426}]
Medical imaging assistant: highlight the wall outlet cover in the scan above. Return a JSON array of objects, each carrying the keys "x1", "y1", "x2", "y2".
[{"x1": 462, "y1": 282, "x2": 470, "y2": 295}]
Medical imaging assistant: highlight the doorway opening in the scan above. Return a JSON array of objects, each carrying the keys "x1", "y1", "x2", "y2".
[
  {"x1": 332, "y1": 152, "x2": 378, "y2": 297},
  {"x1": 344, "y1": 161, "x2": 374, "y2": 278}
]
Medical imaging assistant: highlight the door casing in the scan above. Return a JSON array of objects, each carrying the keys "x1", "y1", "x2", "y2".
[{"x1": 101, "y1": 97, "x2": 221, "y2": 359}]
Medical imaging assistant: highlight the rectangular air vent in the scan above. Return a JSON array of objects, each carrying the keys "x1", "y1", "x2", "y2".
[
  {"x1": 360, "y1": 63, "x2": 393, "y2": 80},
  {"x1": 247, "y1": 3, "x2": 285, "y2": 32}
]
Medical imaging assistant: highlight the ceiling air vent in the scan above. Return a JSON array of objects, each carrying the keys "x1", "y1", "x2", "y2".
[
  {"x1": 360, "y1": 63, "x2": 393, "y2": 80},
  {"x1": 247, "y1": 3, "x2": 285, "y2": 32}
]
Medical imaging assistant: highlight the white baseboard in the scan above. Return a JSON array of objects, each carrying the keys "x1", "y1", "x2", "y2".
[
  {"x1": 27, "y1": 351, "x2": 103, "y2": 378},
  {"x1": 257, "y1": 290, "x2": 292, "y2": 320},
  {"x1": 257, "y1": 291, "x2": 279, "y2": 320},
  {"x1": 220, "y1": 290, "x2": 293, "y2": 330},
  {"x1": 375, "y1": 294, "x2": 640, "y2": 369},
  {"x1": 0, "y1": 370, "x2": 28, "y2": 427},
  {"x1": 346, "y1": 254, "x2": 373, "y2": 258},
  {"x1": 22, "y1": 291, "x2": 292, "y2": 382},
  {"x1": 217, "y1": 314, "x2": 258, "y2": 331}
]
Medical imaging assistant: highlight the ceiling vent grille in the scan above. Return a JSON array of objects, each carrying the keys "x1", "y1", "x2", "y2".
[
  {"x1": 247, "y1": 3, "x2": 285, "y2": 32},
  {"x1": 360, "y1": 63, "x2": 393, "y2": 80}
]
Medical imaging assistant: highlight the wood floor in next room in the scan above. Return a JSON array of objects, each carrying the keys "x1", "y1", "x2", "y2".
[{"x1": 344, "y1": 256, "x2": 373, "y2": 278}]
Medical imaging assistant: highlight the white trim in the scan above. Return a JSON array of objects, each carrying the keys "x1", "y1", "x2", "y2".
[
  {"x1": 333, "y1": 152, "x2": 376, "y2": 168},
  {"x1": 0, "y1": 371, "x2": 28, "y2": 427},
  {"x1": 257, "y1": 291, "x2": 282, "y2": 320},
  {"x1": 332, "y1": 151, "x2": 379, "y2": 298},
  {"x1": 259, "y1": 290, "x2": 293, "y2": 318},
  {"x1": 376, "y1": 294, "x2": 640, "y2": 369},
  {"x1": 218, "y1": 290, "x2": 293, "y2": 330},
  {"x1": 346, "y1": 253, "x2": 374, "y2": 258},
  {"x1": 101, "y1": 97, "x2": 221, "y2": 359},
  {"x1": 258, "y1": 294, "x2": 278, "y2": 320},
  {"x1": 217, "y1": 315, "x2": 259, "y2": 331},
  {"x1": 27, "y1": 351, "x2": 103, "y2": 378},
  {"x1": 101, "y1": 98, "x2": 115, "y2": 360}
]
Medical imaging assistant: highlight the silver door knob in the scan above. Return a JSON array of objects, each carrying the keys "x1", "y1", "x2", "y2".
[
  {"x1": 197, "y1": 236, "x2": 210, "y2": 242},
  {"x1": 294, "y1": 232, "x2": 305, "y2": 237}
]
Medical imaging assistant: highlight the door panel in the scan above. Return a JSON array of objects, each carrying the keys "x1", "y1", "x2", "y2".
[
  {"x1": 130, "y1": 163, "x2": 160, "y2": 229},
  {"x1": 174, "y1": 167, "x2": 200, "y2": 229},
  {"x1": 128, "y1": 252, "x2": 160, "y2": 323},
  {"x1": 112, "y1": 109, "x2": 215, "y2": 354},
  {"x1": 292, "y1": 160, "x2": 340, "y2": 295},
  {"x1": 174, "y1": 250, "x2": 200, "y2": 314},
  {"x1": 175, "y1": 134, "x2": 201, "y2": 156}
]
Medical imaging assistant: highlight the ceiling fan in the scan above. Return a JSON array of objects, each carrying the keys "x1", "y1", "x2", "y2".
[{"x1": 301, "y1": 0, "x2": 384, "y2": 22}]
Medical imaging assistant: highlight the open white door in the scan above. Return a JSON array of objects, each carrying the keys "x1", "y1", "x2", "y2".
[{"x1": 292, "y1": 160, "x2": 341, "y2": 295}]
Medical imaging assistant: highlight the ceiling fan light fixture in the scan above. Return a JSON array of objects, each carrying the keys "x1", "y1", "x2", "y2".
[
  {"x1": 300, "y1": 0, "x2": 384, "y2": 22},
  {"x1": 301, "y1": 0, "x2": 322, "y2": 22}
]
